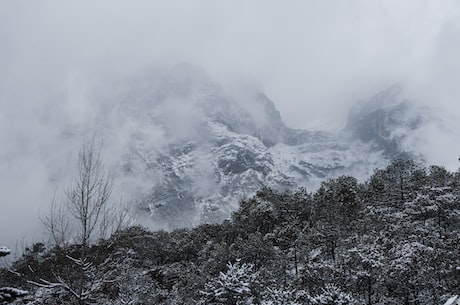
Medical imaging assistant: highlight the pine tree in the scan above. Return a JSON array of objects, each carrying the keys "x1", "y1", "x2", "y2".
[{"x1": 200, "y1": 259, "x2": 259, "y2": 305}]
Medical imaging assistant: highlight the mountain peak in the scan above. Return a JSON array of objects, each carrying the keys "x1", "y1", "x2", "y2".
[
  {"x1": 91, "y1": 71, "x2": 431, "y2": 229},
  {"x1": 344, "y1": 85, "x2": 424, "y2": 158}
]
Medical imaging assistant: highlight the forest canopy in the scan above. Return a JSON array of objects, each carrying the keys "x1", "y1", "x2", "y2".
[{"x1": 1, "y1": 159, "x2": 459, "y2": 304}]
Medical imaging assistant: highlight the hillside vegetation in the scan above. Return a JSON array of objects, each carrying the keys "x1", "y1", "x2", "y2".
[{"x1": 1, "y1": 159, "x2": 459, "y2": 304}]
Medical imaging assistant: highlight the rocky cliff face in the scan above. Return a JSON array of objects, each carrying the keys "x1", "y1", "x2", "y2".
[
  {"x1": 93, "y1": 66, "x2": 428, "y2": 229},
  {"x1": 344, "y1": 85, "x2": 426, "y2": 158}
]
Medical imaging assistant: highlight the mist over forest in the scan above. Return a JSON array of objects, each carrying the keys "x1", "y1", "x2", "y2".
[{"x1": 1, "y1": 1, "x2": 460, "y2": 304}]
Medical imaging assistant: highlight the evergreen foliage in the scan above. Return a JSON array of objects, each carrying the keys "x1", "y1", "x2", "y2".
[{"x1": 1, "y1": 160, "x2": 459, "y2": 304}]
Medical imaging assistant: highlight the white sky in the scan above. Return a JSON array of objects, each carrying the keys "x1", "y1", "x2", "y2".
[
  {"x1": 1, "y1": 0, "x2": 460, "y2": 247},
  {"x1": 1, "y1": 1, "x2": 459, "y2": 128}
]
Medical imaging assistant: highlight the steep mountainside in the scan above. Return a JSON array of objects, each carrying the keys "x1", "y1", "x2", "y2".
[
  {"x1": 90, "y1": 66, "x2": 429, "y2": 228},
  {"x1": 344, "y1": 85, "x2": 427, "y2": 158}
]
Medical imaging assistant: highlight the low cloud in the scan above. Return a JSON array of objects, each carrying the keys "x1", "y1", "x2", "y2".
[{"x1": 1, "y1": 0, "x2": 460, "y2": 247}]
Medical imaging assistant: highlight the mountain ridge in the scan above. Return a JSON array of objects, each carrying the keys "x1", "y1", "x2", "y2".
[{"x1": 96, "y1": 66, "x2": 429, "y2": 229}]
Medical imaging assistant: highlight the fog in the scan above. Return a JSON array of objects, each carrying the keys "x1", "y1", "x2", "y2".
[{"x1": 1, "y1": 1, "x2": 460, "y2": 249}]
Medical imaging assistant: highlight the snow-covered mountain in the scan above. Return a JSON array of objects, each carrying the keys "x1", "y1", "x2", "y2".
[
  {"x1": 85, "y1": 66, "x2": 430, "y2": 229},
  {"x1": 344, "y1": 84, "x2": 427, "y2": 158}
]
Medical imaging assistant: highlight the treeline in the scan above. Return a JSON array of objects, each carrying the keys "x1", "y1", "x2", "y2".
[{"x1": 1, "y1": 159, "x2": 459, "y2": 304}]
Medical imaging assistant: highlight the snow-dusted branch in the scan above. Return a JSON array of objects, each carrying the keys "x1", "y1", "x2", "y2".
[
  {"x1": 28, "y1": 271, "x2": 106, "y2": 304},
  {"x1": 0, "y1": 246, "x2": 11, "y2": 257},
  {"x1": 1, "y1": 246, "x2": 29, "y2": 302},
  {"x1": 0, "y1": 287, "x2": 28, "y2": 302}
]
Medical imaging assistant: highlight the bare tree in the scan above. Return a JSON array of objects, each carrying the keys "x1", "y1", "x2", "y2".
[
  {"x1": 66, "y1": 139, "x2": 113, "y2": 252},
  {"x1": 34, "y1": 139, "x2": 132, "y2": 304},
  {"x1": 43, "y1": 139, "x2": 132, "y2": 248},
  {"x1": 42, "y1": 191, "x2": 72, "y2": 249}
]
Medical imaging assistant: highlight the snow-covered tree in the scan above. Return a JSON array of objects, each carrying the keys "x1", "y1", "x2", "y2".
[
  {"x1": 344, "y1": 240, "x2": 385, "y2": 304},
  {"x1": 200, "y1": 259, "x2": 258, "y2": 305},
  {"x1": 261, "y1": 287, "x2": 305, "y2": 305},
  {"x1": 368, "y1": 159, "x2": 423, "y2": 205},
  {"x1": 309, "y1": 284, "x2": 358, "y2": 305},
  {"x1": 0, "y1": 246, "x2": 28, "y2": 304}
]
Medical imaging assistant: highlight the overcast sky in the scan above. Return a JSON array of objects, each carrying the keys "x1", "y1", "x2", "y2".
[
  {"x1": 2, "y1": 1, "x2": 460, "y2": 127},
  {"x1": 1, "y1": 0, "x2": 460, "y2": 247}
]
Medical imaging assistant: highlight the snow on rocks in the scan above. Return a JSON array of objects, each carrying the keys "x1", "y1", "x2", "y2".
[{"x1": 0, "y1": 246, "x2": 11, "y2": 257}]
